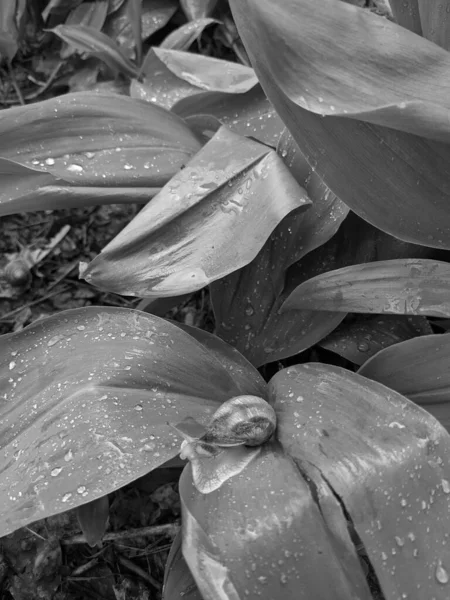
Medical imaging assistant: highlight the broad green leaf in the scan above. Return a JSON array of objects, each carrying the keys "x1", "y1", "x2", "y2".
[
  {"x1": 386, "y1": 0, "x2": 422, "y2": 34},
  {"x1": 172, "y1": 85, "x2": 284, "y2": 146},
  {"x1": 134, "y1": 48, "x2": 258, "y2": 112},
  {"x1": 319, "y1": 314, "x2": 433, "y2": 366},
  {"x1": 160, "y1": 18, "x2": 218, "y2": 51},
  {"x1": 270, "y1": 363, "x2": 450, "y2": 600},
  {"x1": 180, "y1": 0, "x2": 218, "y2": 20},
  {"x1": 179, "y1": 440, "x2": 371, "y2": 600},
  {"x1": 0, "y1": 157, "x2": 162, "y2": 215},
  {"x1": 282, "y1": 259, "x2": 450, "y2": 317},
  {"x1": 0, "y1": 306, "x2": 265, "y2": 537},
  {"x1": 229, "y1": 0, "x2": 450, "y2": 249},
  {"x1": 0, "y1": 92, "x2": 201, "y2": 213},
  {"x1": 232, "y1": 0, "x2": 450, "y2": 140},
  {"x1": 143, "y1": 48, "x2": 257, "y2": 93},
  {"x1": 418, "y1": 0, "x2": 450, "y2": 48},
  {"x1": 358, "y1": 333, "x2": 450, "y2": 430},
  {"x1": 50, "y1": 24, "x2": 138, "y2": 77},
  {"x1": 82, "y1": 126, "x2": 310, "y2": 297},
  {"x1": 210, "y1": 162, "x2": 353, "y2": 366}
]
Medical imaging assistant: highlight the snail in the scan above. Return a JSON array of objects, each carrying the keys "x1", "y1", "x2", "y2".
[
  {"x1": 200, "y1": 395, "x2": 276, "y2": 448},
  {"x1": 173, "y1": 396, "x2": 277, "y2": 494}
]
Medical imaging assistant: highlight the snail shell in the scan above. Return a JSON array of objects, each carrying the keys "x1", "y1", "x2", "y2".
[{"x1": 201, "y1": 395, "x2": 276, "y2": 447}]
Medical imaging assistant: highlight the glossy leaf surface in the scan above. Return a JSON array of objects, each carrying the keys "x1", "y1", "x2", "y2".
[
  {"x1": 51, "y1": 24, "x2": 138, "y2": 77},
  {"x1": 282, "y1": 259, "x2": 450, "y2": 317},
  {"x1": 179, "y1": 441, "x2": 371, "y2": 600},
  {"x1": 0, "y1": 307, "x2": 265, "y2": 537},
  {"x1": 172, "y1": 85, "x2": 284, "y2": 146},
  {"x1": 0, "y1": 92, "x2": 201, "y2": 213},
  {"x1": 319, "y1": 314, "x2": 433, "y2": 366},
  {"x1": 229, "y1": 0, "x2": 450, "y2": 249},
  {"x1": 83, "y1": 127, "x2": 310, "y2": 297},
  {"x1": 270, "y1": 363, "x2": 450, "y2": 600},
  {"x1": 358, "y1": 334, "x2": 450, "y2": 431},
  {"x1": 160, "y1": 18, "x2": 218, "y2": 51}
]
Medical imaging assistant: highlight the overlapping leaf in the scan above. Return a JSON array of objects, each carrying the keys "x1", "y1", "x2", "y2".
[
  {"x1": 359, "y1": 333, "x2": 450, "y2": 431},
  {"x1": 160, "y1": 18, "x2": 219, "y2": 51},
  {"x1": 0, "y1": 92, "x2": 201, "y2": 214},
  {"x1": 211, "y1": 137, "x2": 351, "y2": 366},
  {"x1": 229, "y1": 0, "x2": 450, "y2": 249},
  {"x1": 51, "y1": 24, "x2": 138, "y2": 76},
  {"x1": 282, "y1": 259, "x2": 450, "y2": 317},
  {"x1": 172, "y1": 85, "x2": 284, "y2": 146},
  {"x1": 133, "y1": 48, "x2": 258, "y2": 111},
  {"x1": 319, "y1": 314, "x2": 433, "y2": 366},
  {"x1": 82, "y1": 126, "x2": 310, "y2": 297},
  {"x1": 0, "y1": 306, "x2": 265, "y2": 538},
  {"x1": 270, "y1": 363, "x2": 450, "y2": 600}
]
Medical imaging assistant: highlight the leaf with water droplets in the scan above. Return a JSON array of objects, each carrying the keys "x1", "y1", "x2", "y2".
[
  {"x1": 0, "y1": 91, "x2": 202, "y2": 214},
  {"x1": 389, "y1": 0, "x2": 422, "y2": 34},
  {"x1": 282, "y1": 259, "x2": 450, "y2": 317},
  {"x1": 160, "y1": 18, "x2": 219, "y2": 51},
  {"x1": 82, "y1": 126, "x2": 310, "y2": 297},
  {"x1": 178, "y1": 439, "x2": 372, "y2": 599},
  {"x1": 271, "y1": 363, "x2": 450, "y2": 600},
  {"x1": 133, "y1": 48, "x2": 258, "y2": 112},
  {"x1": 417, "y1": 1, "x2": 450, "y2": 49},
  {"x1": 359, "y1": 333, "x2": 450, "y2": 432},
  {"x1": 50, "y1": 24, "x2": 138, "y2": 77},
  {"x1": 319, "y1": 314, "x2": 433, "y2": 367},
  {"x1": 172, "y1": 85, "x2": 285, "y2": 146},
  {"x1": 0, "y1": 306, "x2": 265, "y2": 538},
  {"x1": 229, "y1": 0, "x2": 450, "y2": 250}
]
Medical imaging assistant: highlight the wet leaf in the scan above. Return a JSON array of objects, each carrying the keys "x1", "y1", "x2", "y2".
[
  {"x1": 0, "y1": 306, "x2": 265, "y2": 537},
  {"x1": 229, "y1": 0, "x2": 450, "y2": 250},
  {"x1": 104, "y1": 0, "x2": 178, "y2": 57},
  {"x1": 383, "y1": 0, "x2": 422, "y2": 34},
  {"x1": 146, "y1": 47, "x2": 257, "y2": 93},
  {"x1": 163, "y1": 530, "x2": 202, "y2": 600},
  {"x1": 211, "y1": 147, "x2": 354, "y2": 366},
  {"x1": 82, "y1": 126, "x2": 310, "y2": 297},
  {"x1": 319, "y1": 314, "x2": 433, "y2": 366},
  {"x1": 160, "y1": 18, "x2": 219, "y2": 51},
  {"x1": 65, "y1": 0, "x2": 108, "y2": 29},
  {"x1": 180, "y1": 0, "x2": 218, "y2": 20},
  {"x1": 172, "y1": 85, "x2": 285, "y2": 147},
  {"x1": 179, "y1": 440, "x2": 371, "y2": 599},
  {"x1": 0, "y1": 92, "x2": 202, "y2": 213},
  {"x1": 418, "y1": 0, "x2": 450, "y2": 49},
  {"x1": 282, "y1": 259, "x2": 450, "y2": 317},
  {"x1": 358, "y1": 333, "x2": 450, "y2": 431},
  {"x1": 271, "y1": 363, "x2": 450, "y2": 600},
  {"x1": 76, "y1": 495, "x2": 110, "y2": 547},
  {"x1": 50, "y1": 24, "x2": 138, "y2": 77}
]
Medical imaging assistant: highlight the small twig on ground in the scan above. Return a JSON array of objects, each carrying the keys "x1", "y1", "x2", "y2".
[
  {"x1": 117, "y1": 555, "x2": 161, "y2": 590},
  {"x1": 0, "y1": 285, "x2": 70, "y2": 322},
  {"x1": 61, "y1": 522, "x2": 180, "y2": 546},
  {"x1": 7, "y1": 63, "x2": 24, "y2": 105},
  {"x1": 1, "y1": 62, "x2": 64, "y2": 105}
]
